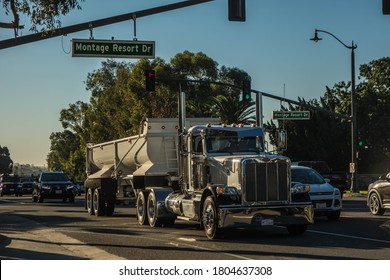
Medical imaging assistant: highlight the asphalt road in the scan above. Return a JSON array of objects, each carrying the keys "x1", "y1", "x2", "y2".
[{"x1": 0, "y1": 195, "x2": 389, "y2": 260}]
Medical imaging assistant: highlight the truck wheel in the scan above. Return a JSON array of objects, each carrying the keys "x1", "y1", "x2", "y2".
[
  {"x1": 136, "y1": 191, "x2": 149, "y2": 225},
  {"x1": 93, "y1": 189, "x2": 105, "y2": 216},
  {"x1": 202, "y1": 196, "x2": 222, "y2": 239},
  {"x1": 368, "y1": 193, "x2": 385, "y2": 215},
  {"x1": 147, "y1": 192, "x2": 162, "y2": 227},
  {"x1": 105, "y1": 196, "x2": 115, "y2": 216},
  {"x1": 86, "y1": 188, "x2": 94, "y2": 215},
  {"x1": 286, "y1": 224, "x2": 307, "y2": 235}
]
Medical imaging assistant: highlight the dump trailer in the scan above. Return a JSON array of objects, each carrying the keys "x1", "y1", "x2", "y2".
[{"x1": 85, "y1": 115, "x2": 314, "y2": 239}]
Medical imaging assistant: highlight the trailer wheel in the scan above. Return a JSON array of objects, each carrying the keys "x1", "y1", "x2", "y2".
[
  {"x1": 202, "y1": 196, "x2": 222, "y2": 239},
  {"x1": 105, "y1": 198, "x2": 115, "y2": 216},
  {"x1": 93, "y1": 189, "x2": 105, "y2": 216},
  {"x1": 147, "y1": 192, "x2": 162, "y2": 227},
  {"x1": 136, "y1": 191, "x2": 149, "y2": 225},
  {"x1": 86, "y1": 188, "x2": 94, "y2": 215}
]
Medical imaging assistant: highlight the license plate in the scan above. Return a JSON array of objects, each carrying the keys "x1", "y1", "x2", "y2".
[
  {"x1": 316, "y1": 202, "x2": 327, "y2": 208},
  {"x1": 55, "y1": 190, "x2": 62, "y2": 194},
  {"x1": 261, "y1": 219, "x2": 274, "y2": 226}
]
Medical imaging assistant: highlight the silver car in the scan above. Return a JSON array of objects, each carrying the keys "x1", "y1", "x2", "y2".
[{"x1": 291, "y1": 166, "x2": 342, "y2": 221}]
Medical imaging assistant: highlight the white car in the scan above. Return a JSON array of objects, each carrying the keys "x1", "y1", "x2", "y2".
[{"x1": 291, "y1": 166, "x2": 342, "y2": 221}]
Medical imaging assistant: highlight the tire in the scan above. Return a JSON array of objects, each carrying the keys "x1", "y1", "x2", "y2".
[
  {"x1": 86, "y1": 188, "x2": 94, "y2": 215},
  {"x1": 93, "y1": 188, "x2": 105, "y2": 216},
  {"x1": 286, "y1": 224, "x2": 307, "y2": 235},
  {"x1": 326, "y1": 210, "x2": 341, "y2": 221},
  {"x1": 368, "y1": 193, "x2": 385, "y2": 215},
  {"x1": 136, "y1": 191, "x2": 149, "y2": 225},
  {"x1": 147, "y1": 192, "x2": 163, "y2": 227},
  {"x1": 68, "y1": 194, "x2": 75, "y2": 203},
  {"x1": 202, "y1": 196, "x2": 222, "y2": 239},
  {"x1": 105, "y1": 196, "x2": 115, "y2": 216}
]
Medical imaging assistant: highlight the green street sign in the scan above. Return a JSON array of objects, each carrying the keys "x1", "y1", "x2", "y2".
[
  {"x1": 272, "y1": 111, "x2": 310, "y2": 120},
  {"x1": 71, "y1": 39, "x2": 155, "y2": 59}
]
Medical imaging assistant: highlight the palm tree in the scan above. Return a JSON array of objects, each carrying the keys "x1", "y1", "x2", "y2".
[{"x1": 212, "y1": 93, "x2": 255, "y2": 124}]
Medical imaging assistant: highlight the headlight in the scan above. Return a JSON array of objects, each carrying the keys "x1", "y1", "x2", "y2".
[
  {"x1": 67, "y1": 185, "x2": 74, "y2": 190},
  {"x1": 334, "y1": 188, "x2": 340, "y2": 196},
  {"x1": 291, "y1": 183, "x2": 310, "y2": 194},
  {"x1": 216, "y1": 186, "x2": 238, "y2": 195},
  {"x1": 42, "y1": 185, "x2": 51, "y2": 190}
]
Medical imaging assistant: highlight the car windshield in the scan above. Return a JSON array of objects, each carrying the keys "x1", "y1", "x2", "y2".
[
  {"x1": 292, "y1": 168, "x2": 325, "y2": 184},
  {"x1": 41, "y1": 173, "x2": 70, "y2": 182}
]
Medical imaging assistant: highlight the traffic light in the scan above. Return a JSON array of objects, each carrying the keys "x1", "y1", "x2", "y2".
[
  {"x1": 383, "y1": 0, "x2": 390, "y2": 14},
  {"x1": 242, "y1": 80, "x2": 251, "y2": 101},
  {"x1": 228, "y1": 0, "x2": 246, "y2": 22},
  {"x1": 357, "y1": 130, "x2": 366, "y2": 149},
  {"x1": 145, "y1": 69, "x2": 155, "y2": 92}
]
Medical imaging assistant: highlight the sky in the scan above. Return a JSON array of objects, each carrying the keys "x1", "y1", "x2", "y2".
[{"x1": 0, "y1": 0, "x2": 389, "y2": 166}]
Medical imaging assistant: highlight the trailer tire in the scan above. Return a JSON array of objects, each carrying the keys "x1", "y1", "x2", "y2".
[
  {"x1": 202, "y1": 196, "x2": 222, "y2": 239},
  {"x1": 93, "y1": 189, "x2": 105, "y2": 216},
  {"x1": 136, "y1": 191, "x2": 149, "y2": 225},
  {"x1": 147, "y1": 191, "x2": 162, "y2": 227},
  {"x1": 105, "y1": 197, "x2": 115, "y2": 216},
  {"x1": 87, "y1": 188, "x2": 94, "y2": 215}
]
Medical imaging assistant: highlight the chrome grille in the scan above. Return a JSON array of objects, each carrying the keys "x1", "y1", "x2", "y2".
[{"x1": 242, "y1": 158, "x2": 290, "y2": 204}]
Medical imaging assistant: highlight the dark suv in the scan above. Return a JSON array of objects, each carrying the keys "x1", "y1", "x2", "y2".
[
  {"x1": 32, "y1": 172, "x2": 75, "y2": 203},
  {"x1": 0, "y1": 174, "x2": 22, "y2": 196}
]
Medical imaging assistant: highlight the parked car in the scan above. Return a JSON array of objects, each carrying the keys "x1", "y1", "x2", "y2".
[
  {"x1": 32, "y1": 172, "x2": 75, "y2": 203},
  {"x1": 367, "y1": 173, "x2": 390, "y2": 215},
  {"x1": 291, "y1": 166, "x2": 342, "y2": 220},
  {"x1": 18, "y1": 177, "x2": 35, "y2": 195},
  {"x1": 0, "y1": 174, "x2": 22, "y2": 196}
]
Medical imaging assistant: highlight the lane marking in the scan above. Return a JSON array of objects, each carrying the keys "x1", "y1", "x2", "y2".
[{"x1": 307, "y1": 229, "x2": 390, "y2": 244}]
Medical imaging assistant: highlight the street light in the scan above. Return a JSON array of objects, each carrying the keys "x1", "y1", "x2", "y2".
[{"x1": 310, "y1": 29, "x2": 358, "y2": 193}]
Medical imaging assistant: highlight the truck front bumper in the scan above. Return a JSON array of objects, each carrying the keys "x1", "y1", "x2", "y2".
[{"x1": 218, "y1": 204, "x2": 314, "y2": 229}]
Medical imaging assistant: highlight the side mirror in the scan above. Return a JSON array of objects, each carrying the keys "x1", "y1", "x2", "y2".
[{"x1": 277, "y1": 130, "x2": 287, "y2": 151}]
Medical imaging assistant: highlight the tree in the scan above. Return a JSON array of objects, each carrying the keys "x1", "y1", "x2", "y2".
[
  {"x1": 0, "y1": 0, "x2": 84, "y2": 33},
  {"x1": 0, "y1": 145, "x2": 13, "y2": 174}
]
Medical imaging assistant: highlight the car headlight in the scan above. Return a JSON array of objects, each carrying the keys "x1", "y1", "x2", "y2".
[
  {"x1": 67, "y1": 185, "x2": 74, "y2": 190},
  {"x1": 216, "y1": 186, "x2": 238, "y2": 195},
  {"x1": 42, "y1": 185, "x2": 51, "y2": 190},
  {"x1": 291, "y1": 183, "x2": 310, "y2": 194},
  {"x1": 334, "y1": 188, "x2": 340, "y2": 196}
]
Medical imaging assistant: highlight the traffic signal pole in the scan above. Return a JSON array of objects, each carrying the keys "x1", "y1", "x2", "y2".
[{"x1": 0, "y1": 0, "x2": 214, "y2": 50}]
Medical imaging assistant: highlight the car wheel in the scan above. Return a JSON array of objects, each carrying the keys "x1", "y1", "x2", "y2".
[
  {"x1": 326, "y1": 210, "x2": 341, "y2": 221},
  {"x1": 368, "y1": 193, "x2": 385, "y2": 215},
  {"x1": 136, "y1": 191, "x2": 149, "y2": 225},
  {"x1": 69, "y1": 194, "x2": 75, "y2": 203},
  {"x1": 202, "y1": 196, "x2": 223, "y2": 239},
  {"x1": 286, "y1": 224, "x2": 307, "y2": 235}
]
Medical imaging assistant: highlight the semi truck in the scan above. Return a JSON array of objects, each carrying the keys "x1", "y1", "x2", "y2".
[{"x1": 84, "y1": 93, "x2": 313, "y2": 239}]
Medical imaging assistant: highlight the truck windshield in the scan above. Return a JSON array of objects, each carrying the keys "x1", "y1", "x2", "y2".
[{"x1": 206, "y1": 135, "x2": 263, "y2": 153}]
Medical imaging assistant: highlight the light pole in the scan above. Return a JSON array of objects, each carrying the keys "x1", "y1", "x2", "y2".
[{"x1": 310, "y1": 29, "x2": 358, "y2": 193}]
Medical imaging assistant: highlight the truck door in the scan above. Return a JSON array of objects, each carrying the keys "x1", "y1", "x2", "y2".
[{"x1": 189, "y1": 135, "x2": 206, "y2": 191}]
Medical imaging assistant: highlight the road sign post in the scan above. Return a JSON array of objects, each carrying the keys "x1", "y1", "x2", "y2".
[
  {"x1": 272, "y1": 111, "x2": 310, "y2": 120},
  {"x1": 72, "y1": 39, "x2": 155, "y2": 59}
]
